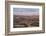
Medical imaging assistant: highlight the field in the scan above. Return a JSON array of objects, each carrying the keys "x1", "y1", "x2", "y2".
[{"x1": 13, "y1": 15, "x2": 39, "y2": 28}]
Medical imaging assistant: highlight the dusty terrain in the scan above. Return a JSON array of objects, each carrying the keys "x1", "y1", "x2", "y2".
[{"x1": 13, "y1": 15, "x2": 39, "y2": 28}]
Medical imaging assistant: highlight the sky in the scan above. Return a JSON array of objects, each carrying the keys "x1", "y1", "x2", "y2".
[{"x1": 13, "y1": 8, "x2": 39, "y2": 15}]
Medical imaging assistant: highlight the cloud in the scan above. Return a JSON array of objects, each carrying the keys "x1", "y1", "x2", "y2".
[
  {"x1": 13, "y1": 8, "x2": 39, "y2": 12},
  {"x1": 13, "y1": 8, "x2": 39, "y2": 15}
]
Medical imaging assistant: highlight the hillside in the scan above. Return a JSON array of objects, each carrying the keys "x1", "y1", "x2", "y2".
[{"x1": 13, "y1": 15, "x2": 39, "y2": 28}]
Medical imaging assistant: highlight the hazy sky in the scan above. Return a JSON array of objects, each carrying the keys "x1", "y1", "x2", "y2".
[{"x1": 13, "y1": 8, "x2": 39, "y2": 15}]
